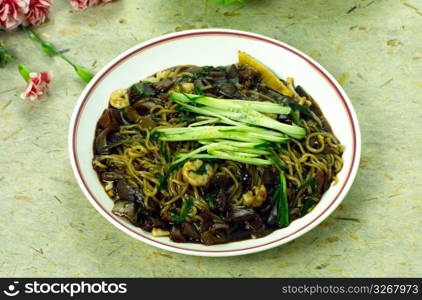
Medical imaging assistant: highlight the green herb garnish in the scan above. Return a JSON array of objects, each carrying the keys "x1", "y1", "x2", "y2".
[
  {"x1": 156, "y1": 173, "x2": 167, "y2": 191},
  {"x1": 285, "y1": 99, "x2": 311, "y2": 116},
  {"x1": 178, "y1": 114, "x2": 197, "y2": 123},
  {"x1": 190, "y1": 161, "x2": 207, "y2": 175},
  {"x1": 300, "y1": 198, "x2": 317, "y2": 217},
  {"x1": 133, "y1": 84, "x2": 145, "y2": 96},
  {"x1": 194, "y1": 85, "x2": 204, "y2": 96},
  {"x1": 151, "y1": 115, "x2": 161, "y2": 122},
  {"x1": 168, "y1": 198, "x2": 194, "y2": 222},
  {"x1": 296, "y1": 176, "x2": 317, "y2": 193}
]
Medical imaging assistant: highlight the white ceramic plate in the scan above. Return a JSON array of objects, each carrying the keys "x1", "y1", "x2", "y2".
[{"x1": 68, "y1": 29, "x2": 361, "y2": 257}]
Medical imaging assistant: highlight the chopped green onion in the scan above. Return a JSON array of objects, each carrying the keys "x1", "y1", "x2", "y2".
[
  {"x1": 296, "y1": 176, "x2": 318, "y2": 193},
  {"x1": 278, "y1": 171, "x2": 289, "y2": 227},
  {"x1": 133, "y1": 84, "x2": 144, "y2": 96},
  {"x1": 285, "y1": 99, "x2": 312, "y2": 116}
]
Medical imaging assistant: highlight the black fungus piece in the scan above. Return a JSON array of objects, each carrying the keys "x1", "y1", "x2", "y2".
[
  {"x1": 108, "y1": 132, "x2": 123, "y2": 144},
  {"x1": 128, "y1": 86, "x2": 142, "y2": 103},
  {"x1": 244, "y1": 214, "x2": 266, "y2": 236},
  {"x1": 194, "y1": 78, "x2": 213, "y2": 89},
  {"x1": 202, "y1": 176, "x2": 216, "y2": 194},
  {"x1": 208, "y1": 71, "x2": 226, "y2": 80},
  {"x1": 101, "y1": 172, "x2": 123, "y2": 182},
  {"x1": 170, "y1": 225, "x2": 187, "y2": 243},
  {"x1": 109, "y1": 108, "x2": 124, "y2": 124},
  {"x1": 218, "y1": 83, "x2": 238, "y2": 98},
  {"x1": 226, "y1": 64, "x2": 239, "y2": 81},
  {"x1": 262, "y1": 166, "x2": 278, "y2": 188},
  {"x1": 112, "y1": 200, "x2": 136, "y2": 223},
  {"x1": 184, "y1": 66, "x2": 203, "y2": 74},
  {"x1": 217, "y1": 174, "x2": 231, "y2": 190},
  {"x1": 201, "y1": 230, "x2": 227, "y2": 245},
  {"x1": 154, "y1": 79, "x2": 174, "y2": 93},
  {"x1": 139, "y1": 215, "x2": 167, "y2": 232},
  {"x1": 228, "y1": 226, "x2": 251, "y2": 241},
  {"x1": 94, "y1": 123, "x2": 119, "y2": 154},
  {"x1": 198, "y1": 210, "x2": 220, "y2": 232},
  {"x1": 199, "y1": 209, "x2": 215, "y2": 222},
  {"x1": 208, "y1": 222, "x2": 230, "y2": 235},
  {"x1": 123, "y1": 106, "x2": 141, "y2": 123},
  {"x1": 147, "y1": 199, "x2": 161, "y2": 214},
  {"x1": 132, "y1": 98, "x2": 161, "y2": 115},
  {"x1": 115, "y1": 179, "x2": 143, "y2": 203},
  {"x1": 215, "y1": 189, "x2": 228, "y2": 215},
  {"x1": 257, "y1": 197, "x2": 274, "y2": 219},
  {"x1": 200, "y1": 222, "x2": 230, "y2": 245},
  {"x1": 181, "y1": 223, "x2": 201, "y2": 241},
  {"x1": 97, "y1": 108, "x2": 123, "y2": 127},
  {"x1": 239, "y1": 68, "x2": 259, "y2": 83},
  {"x1": 229, "y1": 206, "x2": 257, "y2": 222},
  {"x1": 140, "y1": 82, "x2": 157, "y2": 97},
  {"x1": 128, "y1": 82, "x2": 157, "y2": 102},
  {"x1": 98, "y1": 109, "x2": 112, "y2": 129}
]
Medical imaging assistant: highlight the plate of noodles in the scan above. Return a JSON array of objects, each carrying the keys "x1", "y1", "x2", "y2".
[{"x1": 69, "y1": 29, "x2": 361, "y2": 256}]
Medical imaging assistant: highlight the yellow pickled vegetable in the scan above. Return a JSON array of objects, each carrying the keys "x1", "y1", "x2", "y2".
[{"x1": 238, "y1": 51, "x2": 293, "y2": 97}]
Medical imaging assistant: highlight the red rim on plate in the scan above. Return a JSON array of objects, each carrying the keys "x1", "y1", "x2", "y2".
[{"x1": 70, "y1": 30, "x2": 359, "y2": 255}]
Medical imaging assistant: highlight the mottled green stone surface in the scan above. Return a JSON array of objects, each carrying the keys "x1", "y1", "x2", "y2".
[{"x1": 0, "y1": 0, "x2": 421, "y2": 277}]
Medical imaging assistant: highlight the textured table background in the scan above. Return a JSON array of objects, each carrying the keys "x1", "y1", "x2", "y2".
[{"x1": 0, "y1": 0, "x2": 421, "y2": 277}]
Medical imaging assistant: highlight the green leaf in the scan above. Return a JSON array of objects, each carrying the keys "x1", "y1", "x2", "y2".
[
  {"x1": 17, "y1": 64, "x2": 31, "y2": 83},
  {"x1": 74, "y1": 65, "x2": 94, "y2": 83}
]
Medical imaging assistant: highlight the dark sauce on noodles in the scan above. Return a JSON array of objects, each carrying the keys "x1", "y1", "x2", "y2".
[{"x1": 92, "y1": 63, "x2": 344, "y2": 245}]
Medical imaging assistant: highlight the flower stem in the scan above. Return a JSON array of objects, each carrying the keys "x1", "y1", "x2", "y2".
[
  {"x1": 21, "y1": 26, "x2": 95, "y2": 83},
  {"x1": 0, "y1": 43, "x2": 15, "y2": 68}
]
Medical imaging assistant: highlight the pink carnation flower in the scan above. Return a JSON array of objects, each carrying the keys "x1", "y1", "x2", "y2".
[
  {"x1": 24, "y1": 0, "x2": 51, "y2": 26},
  {"x1": 70, "y1": 0, "x2": 112, "y2": 11},
  {"x1": 0, "y1": 0, "x2": 29, "y2": 30},
  {"x1": 21, "y1": 71, "x2": 52, "y2": 101}
]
